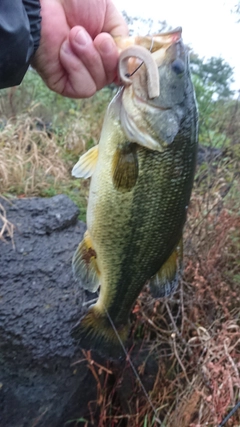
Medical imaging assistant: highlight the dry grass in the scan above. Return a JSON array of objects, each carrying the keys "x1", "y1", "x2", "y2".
[
  {"x1": 0, "y1": 115, "x2": 69, "y2": 195},
  {"x1": 0, "y1": 115, "x2": 73, "y2": 240},
  {"x1": 0, "y1": 197, "x2": 15, "y2": 246}
]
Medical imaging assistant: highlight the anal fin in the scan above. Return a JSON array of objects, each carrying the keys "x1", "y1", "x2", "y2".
[
  {"x1": 72, "y1": 230, "x2": 100, "y2": 292},
  {"x1": 149, "y1": 238, "x2": 183, "y2": 298}
]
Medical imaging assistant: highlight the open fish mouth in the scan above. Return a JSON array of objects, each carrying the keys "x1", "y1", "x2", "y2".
[
  {"x1": 119, "y1": 46, "x2": 160, "y2": 99},
  {"x1": 117, "y1": 27, "x2": 186, "y2": 104},
  {"x1": 115, "y1": 27, "x2": 183, "y2": 52}
]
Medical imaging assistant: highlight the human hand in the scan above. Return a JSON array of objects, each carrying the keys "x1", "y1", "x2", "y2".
[{"x1": 32, "y1": 0, "x2": 128, "y2": 98}]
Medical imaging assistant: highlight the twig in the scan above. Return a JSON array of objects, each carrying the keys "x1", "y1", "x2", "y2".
[
  {"x1": 0, "y1": 202, "x2": 15, "y2": 247},
  {"x1": 171, "y1": 332, "x2": 190, "y2": 384}
]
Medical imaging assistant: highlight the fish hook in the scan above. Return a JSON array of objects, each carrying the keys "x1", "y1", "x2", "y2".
[
  {"x1": 118, "y1": 44, "x2": 160, "y2": 99},
  {"x1": 124, "y1": 38, "x2": 155, "y2": 79}
]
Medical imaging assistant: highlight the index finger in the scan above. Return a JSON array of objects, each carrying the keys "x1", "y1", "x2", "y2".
[{"x1": 103, "y1": 0, "x2": 129, "y2": 37}]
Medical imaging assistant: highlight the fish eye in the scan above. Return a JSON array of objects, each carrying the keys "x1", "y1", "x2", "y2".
[{"x1": 171, "y1": 59, "x2": 185, "y2": 75}]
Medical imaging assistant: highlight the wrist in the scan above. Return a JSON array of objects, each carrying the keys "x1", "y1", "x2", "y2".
[{"x1": 22, "y1": 0, "x2": 42, "y2": 55}]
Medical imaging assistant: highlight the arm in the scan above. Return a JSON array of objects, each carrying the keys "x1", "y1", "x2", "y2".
[{"x1": 0, "y1": 0, "x2": 41, "y2": 89}]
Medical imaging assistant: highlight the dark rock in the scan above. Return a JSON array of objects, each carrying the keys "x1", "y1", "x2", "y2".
[{"x1": 0, "y1": 195, "x2": 98, "y2": 427}]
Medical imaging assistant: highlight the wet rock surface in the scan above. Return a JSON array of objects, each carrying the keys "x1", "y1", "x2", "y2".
[{"x1": 0, "y1": 195, "x2": 97, "y2": 427}]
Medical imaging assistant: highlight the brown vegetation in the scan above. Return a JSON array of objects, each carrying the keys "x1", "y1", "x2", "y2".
[{"x1": 0, "y1": 115, "x2": 68, "y2": 196}]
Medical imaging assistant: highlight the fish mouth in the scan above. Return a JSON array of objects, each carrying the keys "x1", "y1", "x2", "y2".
[
  {"x1": 118, "y1": 45, "x2": 160, "y2": 99},
  {"x1": 115, "y1": 27, "x2": 182, "y2": 53},
  {"x1": 118, "y1": 28, "x2": 185, "y2": 101},
  {"x1": 118, "y1": 28, "x2": 187, "y2": 150}
]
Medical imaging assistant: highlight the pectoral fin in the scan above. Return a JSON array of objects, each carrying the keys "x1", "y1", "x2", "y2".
[
  {"x1": 72, "y1": 145, "x2": 99, "y2": 179},
  {"x1": 149, "y1": 238, "x2": 183, "y2": 298},
  {"x1": 72, "y1": 230, "x2": 100, "y2": 292},
  {"x1": 112, "y1": 143, "x2": 138, "y2": 192}
]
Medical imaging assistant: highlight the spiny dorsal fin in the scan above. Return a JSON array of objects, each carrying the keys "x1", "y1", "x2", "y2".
[
  {"x1": 149, "y1": 238, "x2": 183, "y2": 298},
  {"x1": 112, "y1": 143, "x2": 138, "y2": 192},
  {"x1": 72, "y1": 230, "x2": 100, "y2": 292},
  {"x1": 72, "y1": 145, "x2": 99, "y2": 179}
]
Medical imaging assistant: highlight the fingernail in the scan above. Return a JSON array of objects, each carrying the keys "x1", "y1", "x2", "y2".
[
  {"x1": 75, "y1": 29, "x2": 91, "y2": 46},
  {"x1": 98, "y1": 38, "x2": 115, "y2": 55},
  {"x1": 62, "y1": 40, "x2": 72, "y2": 55}
]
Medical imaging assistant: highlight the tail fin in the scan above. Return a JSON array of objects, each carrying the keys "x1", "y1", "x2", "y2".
[{"x1": 71, "y1": 305, "x2": 130, "y2": 359}]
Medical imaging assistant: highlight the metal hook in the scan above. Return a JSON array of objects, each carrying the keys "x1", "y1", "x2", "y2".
[{"x1": 125, "y1": 37, "x2": 155, "y2": 78}]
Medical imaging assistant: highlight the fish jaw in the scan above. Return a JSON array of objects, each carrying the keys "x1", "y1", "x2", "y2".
[
  {"x1": 118, "y1": 35, "x2": 195, "y2": 152},
  {"x1": 119, "y1": 45, "x2": 160, "y2": 99},
  {"x1": 117, "y1": 28, "x2": 184, "y2": 102},
  {"x1": 114, "y1": 27, "x2": 182, "y2": 54}
]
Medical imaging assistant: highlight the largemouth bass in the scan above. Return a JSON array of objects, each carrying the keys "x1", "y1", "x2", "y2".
[{"x1": 71, "y1": 28, "x2": 198, "y2": 356}]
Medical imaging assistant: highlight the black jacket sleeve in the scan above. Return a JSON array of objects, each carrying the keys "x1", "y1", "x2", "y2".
[{"x1": 0, "y1": 0, "x2": 41, "y2": 89}]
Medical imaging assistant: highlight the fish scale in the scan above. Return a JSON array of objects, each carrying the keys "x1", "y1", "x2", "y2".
[{"x1": 109, "y1": 141, "x2": 195, "y2": 324}]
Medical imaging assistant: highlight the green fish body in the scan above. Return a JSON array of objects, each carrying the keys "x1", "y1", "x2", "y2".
[{"x1": 72, "y1": 29, "x2": 198, "y2": 356}]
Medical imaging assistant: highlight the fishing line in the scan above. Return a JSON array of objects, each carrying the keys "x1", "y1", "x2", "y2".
[
  {"x1": 217, "y1": 400, "x2": 240, "y2": 427},
  {"x1": 98, "y1": 291, "x2": 162, "y2": 425},
  {"x1": 125, "y1": 37, "x2": 154, "y2": 78}
]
